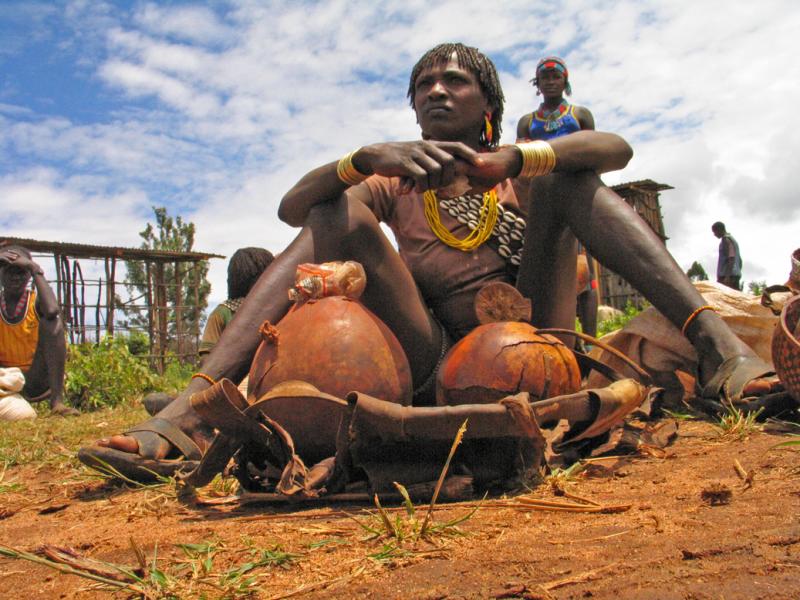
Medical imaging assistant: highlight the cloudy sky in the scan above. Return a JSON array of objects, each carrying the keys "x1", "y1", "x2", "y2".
[{"x1": 2, "y1": 0, "x2": 798, "y2": 308}]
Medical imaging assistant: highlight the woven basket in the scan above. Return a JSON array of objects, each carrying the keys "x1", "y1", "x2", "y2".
[{"x1": 772, "y1": 293, "x2": 800, "y2": 402}]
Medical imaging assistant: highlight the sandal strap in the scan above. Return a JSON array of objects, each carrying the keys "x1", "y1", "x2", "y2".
[
  {"x1": 700, "y1": 355, "x2": 775, "y2": 402},
  {"x1": 126, "y1": 418, "x2": 202, "y2": 461}
]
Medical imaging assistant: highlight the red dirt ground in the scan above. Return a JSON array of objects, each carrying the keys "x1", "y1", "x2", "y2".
[{"x1": 1, "y1": 419, "x2": 799, "y2": 599}]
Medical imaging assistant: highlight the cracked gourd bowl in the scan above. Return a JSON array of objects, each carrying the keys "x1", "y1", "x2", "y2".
[{"x1": 436, "y1": 321, "x2": 581, "y2": 406}]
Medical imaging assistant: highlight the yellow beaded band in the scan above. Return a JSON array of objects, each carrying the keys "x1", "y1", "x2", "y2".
[
  {"x1": 423, "y1": 189, "x2": 499, "y2": 251},
  {"x1": 336, "y1": 149, "x2": 369, "y2": 186},
  {"x1": 680, "y1": 305, "x2": 716, "y2": 336},
  {"x1": 191, "y1": 372, "x2": 216, "y2": 386},
  {"x1": 515, "y1": 141, "x2": 557, "y2": 178}
]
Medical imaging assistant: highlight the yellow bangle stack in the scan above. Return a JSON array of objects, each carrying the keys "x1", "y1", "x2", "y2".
[
  {"x1": 515, "y1": 141, "x2": 557, "y2": 178},
  {"x1": 336, "y1": 149, "x2": 369, "y2": 186}
]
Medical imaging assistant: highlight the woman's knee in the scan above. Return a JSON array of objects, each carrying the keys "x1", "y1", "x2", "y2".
[{"x1": 306, "y1": 196, "x2": 386, "y2": 255}]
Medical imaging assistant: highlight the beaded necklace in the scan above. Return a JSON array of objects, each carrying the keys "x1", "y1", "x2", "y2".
[
  {"x1": 423, "y1": 188, "x2": 499, "y2": 251},
  {"x1": 0, "y1": 289, "x2": 30, "y2": 321},
  {"x1": 535, "y1": 99, "x2": 570, "y2": 133}
]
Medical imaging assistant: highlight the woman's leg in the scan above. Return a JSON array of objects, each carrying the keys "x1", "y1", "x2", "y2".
[
  {"x1": 96, "y1": 195, "x2": 440, "y2": 460},
  {"x1": 517, "y1": 170, "x2": 762, "y2": 386}
]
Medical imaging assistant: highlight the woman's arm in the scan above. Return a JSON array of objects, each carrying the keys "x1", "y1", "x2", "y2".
[
  {"x1": 463, "y1": 130, "x2": 633, "y2": 189},
  {"x1": 278, "y1": 141, "x2": 481, "y2": 227},
  {"x1": 516, "y1": 114, "x2": 532, "y2": 141},
  {"x1": 574, "y1": 105, "x2": 595, "y2": 131}
]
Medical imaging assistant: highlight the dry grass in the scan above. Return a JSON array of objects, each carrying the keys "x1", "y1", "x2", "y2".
[{"x1": 715, "y1": 403, "x2": 763, "y2": 441}]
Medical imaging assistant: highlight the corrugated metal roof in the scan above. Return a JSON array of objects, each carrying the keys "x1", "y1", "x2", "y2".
[
  {"x1": 612, "y1": 179, "x2": 674, "y2": 193},
  {"x1": 0, "y1": 236, "x2": 225, "y2": 262}
]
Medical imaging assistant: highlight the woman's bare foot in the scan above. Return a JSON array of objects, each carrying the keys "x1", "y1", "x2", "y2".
[{"x1": 94, "y1": 381, "x2": 213, "y2": 460}]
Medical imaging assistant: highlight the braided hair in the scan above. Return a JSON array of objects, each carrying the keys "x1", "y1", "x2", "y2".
[
  {"x1": 227, "y1": 247, "x2": 275, "y2": 299},
  {"x1": 407, "y1": 42, "x2": 505, "y2": 148}
]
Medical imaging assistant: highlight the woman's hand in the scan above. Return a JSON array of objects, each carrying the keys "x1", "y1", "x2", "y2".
[
  {"x1": 456, "y1": 145, "x2": 523, "y2": 193},
  {"x1": 0, "y1": 249, "x2": 40, "y2": 274},
  {"x1": 354, "y1": 141, "x2": 482, "y2": 194}
]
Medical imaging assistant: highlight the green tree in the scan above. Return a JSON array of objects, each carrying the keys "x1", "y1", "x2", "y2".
[
  {"x1": 122, "y1": 207, "x2": 210, "y2": 359},
  {"x1": 687, "y1": 261, "x2": 709, "y2": 282},
  {"x1": 747, "y1": 280, "x2": 766, "y2": 296}
]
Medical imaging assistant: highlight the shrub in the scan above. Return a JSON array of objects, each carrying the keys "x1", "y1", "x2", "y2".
[
  {"x1": 124, "y1": 330, "x2": 151, "y2": 356},
  {"x1": 65, "y1": 337, "x2": 158, "y2": 410},
  {"x1": 597, "y1": 301, "x2": 646, "y2": 337},
  {"x1": 155, "y1": 355, "x2": 194, "y2": 394}
]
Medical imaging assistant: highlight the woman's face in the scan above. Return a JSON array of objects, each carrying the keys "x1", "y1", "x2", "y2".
[
  {"x1": 0, "y1": 265, "x2": 30, "y2": 295},
  {"x1": 413, "y1": 53, "x2": 490, "y2": 145},
  {"x1": 536, "y1": 69, "x2": 566, "y2": 99}
]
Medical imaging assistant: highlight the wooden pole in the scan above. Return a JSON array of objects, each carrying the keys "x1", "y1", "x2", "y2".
[
  {"x1": 174, "y1": 260, "x2": 183, "y2": 360},
  {"x1": 95, "y1": 273, "x2": 102, "y2": 343},
  {"x1": 193, "y1": 262, "x2": 201, "y2": 361},
  {"x1": 107, "y1": 257, "x2": 116, "y2": 336},
  {"x1": 154, "y1": 261, "x2": 167, "y2": 374},
  {"x1": 145, "y1": 261, "x2": 155, "y2": 369}
]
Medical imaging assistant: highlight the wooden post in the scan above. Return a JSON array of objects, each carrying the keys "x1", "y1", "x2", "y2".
[
  {"x1": 52, "y1": 253, "x2": 62, "y2": 307},
  {"x1": 154, "y1": 261, "x2": 167, "y2": 374},
  {"x1": 107, "y1": 257, "x2": 116, "y2": 336},
  {"x1": 95, "y1": 274, "x2": 102, "y2": 343},
  {"x1": 174, "y1": 260, "x2": 183, "y2": 360},
  {"x1": 193, "y1": 262, "x2": 201, "y2": 360},
  {"x1": 145, "y1": 261, "x2": 155, "y2": 369}
]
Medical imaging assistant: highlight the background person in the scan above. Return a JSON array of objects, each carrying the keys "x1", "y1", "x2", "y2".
[
  {"x1": 143, "y1": 246, "x2": 276, "y2": 415},
  {"x1": 517, "y1": 56, "x2": 598, "y2": 338},
  {"x1": 0, "y1": 245, "x2": 76, "y2": 416},
  {"x1": 711, "y1": 221, "x2": 742, "y2": 290},
  {"x1": 199, "y1": 247, "x2": 275, "y2": 358}
]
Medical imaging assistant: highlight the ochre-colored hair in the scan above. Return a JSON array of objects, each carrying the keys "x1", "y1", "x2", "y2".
[{"x1": 407, "y1": 42, "x2": 505, "y2": 148}]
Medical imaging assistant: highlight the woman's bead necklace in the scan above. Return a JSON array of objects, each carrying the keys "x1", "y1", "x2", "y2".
[{"x1": 423, "y1": 188, "x2": 499, "y2": 251}]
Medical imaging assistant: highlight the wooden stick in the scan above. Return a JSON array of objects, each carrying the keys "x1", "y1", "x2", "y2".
[
  {"x1": 548, "y1": 527, "x2": 639, "y2": 545},
  {"x1": 541, "y1": 562, "x2": 621, "y2": 590}
]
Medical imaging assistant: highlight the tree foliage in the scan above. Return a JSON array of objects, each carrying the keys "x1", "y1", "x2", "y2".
[
  {"x1": 747, "y1": 280, "x2": 767, "y2": 296},
  {"x1": 122, "y1": 207, "x2": 210, "y2": 356},
  {"x1": 687, "y1": 261, "x2": 709, "y2": 282}
]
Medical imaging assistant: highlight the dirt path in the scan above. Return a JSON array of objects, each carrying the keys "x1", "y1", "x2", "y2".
[{"x1": 1, "y1": 420, "x2": 799, "y2": 599}]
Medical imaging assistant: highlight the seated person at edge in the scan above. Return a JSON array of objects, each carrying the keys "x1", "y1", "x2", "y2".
[
  {"x1": 517, "y1": 56, "x2": 598, "y2": 339},
  {"x1": 143, "y1": 247, "x2": 275, "y2": 416},
  {"x1": 0, "y1": 245, "x2": 76, "y2": 416},
  {"x1": 199, "y1": 247, "x2": 275, "y2": 358},
  {"x1": 81, "y1": 42, "x2": 779, "y2": 478}
]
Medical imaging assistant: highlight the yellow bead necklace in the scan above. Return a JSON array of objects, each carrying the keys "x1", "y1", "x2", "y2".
[{"x1": 423, "y1": 188, "x2": 499, "y2": 251}]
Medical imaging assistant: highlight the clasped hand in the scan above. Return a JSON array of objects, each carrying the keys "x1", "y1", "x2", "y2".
[{"x1": 355, "y1": 141, "x2": 518, "y2": 196}]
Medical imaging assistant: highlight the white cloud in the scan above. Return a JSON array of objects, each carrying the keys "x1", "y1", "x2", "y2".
[{"x1": 3, "y1": 0, "x2": 799, "y2": 308}]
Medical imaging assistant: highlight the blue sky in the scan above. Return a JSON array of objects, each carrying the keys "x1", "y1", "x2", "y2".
[{"x1": 2, "y1": 0, "x2": 799, "y2": 307}]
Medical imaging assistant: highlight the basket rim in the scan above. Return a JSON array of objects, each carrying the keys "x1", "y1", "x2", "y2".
[{"x1": 779, "y1": 293, "x2": 800, "y2": 350}]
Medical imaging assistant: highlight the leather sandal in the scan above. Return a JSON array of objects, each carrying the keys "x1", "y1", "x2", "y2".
[
  {"x1": 699, "y1": 355, "x2": 778, "y2": 403},
  {"x1": 77, "y1": 417, "x2": 202, "y2": 483}
]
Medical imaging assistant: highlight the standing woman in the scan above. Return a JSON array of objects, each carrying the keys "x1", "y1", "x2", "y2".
[
  {"x1": 517, "y1": 56, "x2": 598, "y2": 339},
  {"x1": 516, "y1": 56, "x2": 594, "y2": 141}
]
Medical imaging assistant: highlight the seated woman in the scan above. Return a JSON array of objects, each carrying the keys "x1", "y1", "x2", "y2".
[
  {"x1": 142, "y1": 247, "x2": 275, "y2": 415},
  {"x1": 0, "y1": 245, "x2": 76, "y2": 416},
  {"x1": 199, "y1": 247, "x2": 275, "y2": 358},
  {"x1": 80, "y1": 42, "x2": 778, "y2": 481}
]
